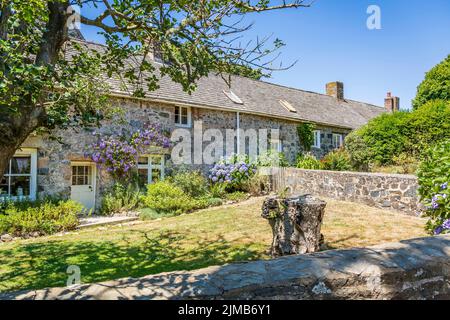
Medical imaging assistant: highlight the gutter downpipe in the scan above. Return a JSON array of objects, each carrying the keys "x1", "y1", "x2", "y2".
[{"x1": 236, "y1": 112, "x2": 240, "y2": 155}]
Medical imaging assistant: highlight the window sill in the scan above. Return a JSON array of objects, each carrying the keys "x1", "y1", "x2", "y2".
[
  {"x1": 0, "y1": 195, "x2": 35, "y2": 202},
  {"x1": 174, "y1": 123, "x2": 192, "y2": 128}
]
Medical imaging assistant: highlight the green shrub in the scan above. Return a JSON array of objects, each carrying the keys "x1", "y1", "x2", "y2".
[
  {"x1": 296, "y1": 153, "x2": 321, "y2": 170},
  {"x1": 392, "y1": 153, "x2": 419, "y2": 174},
  {"x1": 193, "y1": 196, "x2": 224, "y2": 209},
  {"x1": 413, "y1": 54, "x2": 450, "y2": 110},
  {"x1": 225, "y1": 191, "x2": 249, "y2": 202},
  {"x1": 321, "y1": 148, "x2": 352, "y2": 171},
  {"x1": 100, "y1": 183, "x2": 142, "y2": 215},
  {"x1": 297, "y1": 123, "x2": 315, "y2": 151},
  {"x1": 404, "y1": 100, "x2": 450, "y2": 158},
  {"x1": 344, "y1": 130, "x2": 373, "y2": 171},
  {"x1": 0, "y1": 200, "x2": 81, "y2": 236},
  {"x1": 241, "y1": 173, "x2": 271, "y2": 196},
  {"x1": 346, "y1": 100, "x2": 450, "y2": 167},
  {"x1": 359, "y1": 111, "x2": 410, "y2": 165},
  {"x1": 208, "y1": 183, "x2": 227, "y2": 198},
  {"x1": 256, "y1": 150, "x2": 289, "y2": 167},
  {"x1": 417, "y1": 140, "x2": 450, "y2": 235},
  {"x1": 142, "y1": 180, "x2": 197, "y2": 215},
  {"x1": 169, "y1": 170, "x2": 208, "y2": 197}
]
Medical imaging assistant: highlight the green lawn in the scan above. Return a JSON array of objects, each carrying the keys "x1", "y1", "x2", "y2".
[{"x1": 0, "y1": 197, "x2": 427, "y2": 293}]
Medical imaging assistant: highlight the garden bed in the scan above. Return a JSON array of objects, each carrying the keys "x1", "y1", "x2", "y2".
[{"x1": 0, "y1": 197, "x2": 426, "y2": 293}]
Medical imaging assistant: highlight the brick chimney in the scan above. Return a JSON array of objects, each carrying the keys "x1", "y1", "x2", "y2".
[
  {"x1": 326, "y1": 81, "x2": 344, "y2": 100},
  {"x1": 384, "y1": 92, "x2": 400, "y2": 112}
]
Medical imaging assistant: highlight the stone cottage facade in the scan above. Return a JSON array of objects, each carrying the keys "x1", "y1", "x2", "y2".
[{"x1": 0, "y1": 39, "x2": 390, "y2": 210}]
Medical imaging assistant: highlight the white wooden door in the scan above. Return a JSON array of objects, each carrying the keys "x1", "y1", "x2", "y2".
[{"x1": 70, "y1": 164, "x2": 96, "y2": 212}]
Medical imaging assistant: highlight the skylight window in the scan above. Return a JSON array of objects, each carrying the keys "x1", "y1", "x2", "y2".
[
  {"x1": 279, "y1": 100, "x2": 297, "y2": 113},
  {"x1": 223, "y1": 90, "x2": 243, "y2": 104}
]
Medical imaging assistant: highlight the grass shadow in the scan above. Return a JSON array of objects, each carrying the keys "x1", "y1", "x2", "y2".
[{"x1": 0, "y1": 230, "x2": 264, "y2": 293}]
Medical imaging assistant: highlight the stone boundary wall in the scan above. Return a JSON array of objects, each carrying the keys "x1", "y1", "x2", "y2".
[
  {"x1": 268, "y1": 168, "x2": 421, "y2": 215},
  {"x1": 2, "y1": 235, "x2": 449, "y2": 300}
]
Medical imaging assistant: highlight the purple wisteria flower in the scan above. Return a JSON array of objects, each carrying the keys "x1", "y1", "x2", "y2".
[{"x1": 89, "y1": 123, "x2": 171, "y2": 179}]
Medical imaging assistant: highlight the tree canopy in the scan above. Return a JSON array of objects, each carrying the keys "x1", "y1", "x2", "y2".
[
  {"x1": 0, "y1": 0, "x2": 312, "y2": 181},
  {"x1": 413, "y1": 54, "x2": 450, "y2": 110}
]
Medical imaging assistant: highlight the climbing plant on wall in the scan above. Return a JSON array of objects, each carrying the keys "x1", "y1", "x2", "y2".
[{"x1": 297, "y1": 123, "x2": 315, "y2": 152}]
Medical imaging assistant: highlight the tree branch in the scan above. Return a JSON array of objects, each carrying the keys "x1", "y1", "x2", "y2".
[{"x1": 233, "y1": 0, "x2": 315, "y2": 12}]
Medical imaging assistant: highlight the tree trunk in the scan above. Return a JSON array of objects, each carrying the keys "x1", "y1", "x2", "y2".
[
  {"x1": 0, "y1": 1, "x2": 69, "y2": 182},
  {"x1": 262, "y1": 194, "x2": 326, "y2": 257},
  {"x1": 0, "y1": 106, "x2": 45, "y2": 181}
]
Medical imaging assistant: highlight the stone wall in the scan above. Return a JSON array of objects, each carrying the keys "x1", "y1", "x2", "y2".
[
  {"x1": 269, "y1": 168, "x2": 421, "y2": 215},
  {"x1": 18, "y1": 96, "x2": 350, "y2": 205},
  {"x1": 4, "y1": 235, "x2": 450, "y2": 300}
]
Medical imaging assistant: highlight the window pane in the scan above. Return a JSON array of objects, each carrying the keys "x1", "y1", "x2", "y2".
[
  {"x1": 181, "y1": 115, "x2": 188, "y2": 125},
  {"x1": 150, "y1": 155, "x2": 162, "y2": 165},
  {"x1": 10, "y1": 156, "x2": 31, "y2": 174},
  {"x1": 0, "y1": 176, "x2": 8, "y2": 198},
  {"x1": 76, "y1": 176, "x2": 85, "y2": 185},
  {"x1": 174, "y1": 107, "x2": 180, "y2": 124},
  {"x1": 182, "y1": 107, "x2": 188, "y2": 117},
  {"x1": 72, "y1": 166, "x2": 92, "y2": 185},
  {"x1": 151, "y1": 168, "x2": 161, "y2": 183},
  {"x1": 138, "y1": 169, "x2": 148, "y2": 187},
  {"x1": 10, "y1": 176, "x2": 30, "y2": 197}
]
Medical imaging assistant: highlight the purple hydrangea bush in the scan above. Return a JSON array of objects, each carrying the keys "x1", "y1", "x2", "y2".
[
  {"x1": 89, "y1": 123, "x2": 171, "y2": 179},
  {"x1": 417, "y1": 140, "x2": 450, "y2": 235},
  {"x1": 208, "y1": 155, "x2": 257, "y2": 191}
]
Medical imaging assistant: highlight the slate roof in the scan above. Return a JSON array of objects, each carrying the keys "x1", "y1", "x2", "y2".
[{"x1": 64, "y1": 39, "x2": 385, "y2": 130}]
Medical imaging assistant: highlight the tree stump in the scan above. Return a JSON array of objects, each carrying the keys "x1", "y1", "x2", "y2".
[{"x1": 261, "y1": 194, "x2": 326, "y2": 257}]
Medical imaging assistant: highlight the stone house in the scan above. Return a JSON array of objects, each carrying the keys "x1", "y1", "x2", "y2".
[{"x1": 1, "y1": 38, "x2": 394, "y2": 210}]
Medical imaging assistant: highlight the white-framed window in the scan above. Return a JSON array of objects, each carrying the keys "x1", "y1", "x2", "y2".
[
  {"x1": 313, "y1": 130, "x2": 321, "y2": 148},
  {"x1": 174, "y1": 106, "x2": 191, "y2": 127},
  {"x1": 0, "y1": 148, "x2": 37, "y2": 201},
  {"x1": 270, "y1": 139, "x2": 283, "y2": 153},
  {"x1": 137, "y1": 155, "x2": 165, "y2": 187},
  {"x1": 332, "y1": 133, "x2": 344, "y2": 149},
  {"x1": 71, "y1": 165, "x2": 93, "y2": 186}
]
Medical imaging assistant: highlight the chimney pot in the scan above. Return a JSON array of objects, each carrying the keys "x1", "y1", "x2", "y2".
[
  {"x1": 326, "y1": 81, "x2": 344, "y2": 100},
  {"x1": 385, "y1": 92, "x2": 400, "y2": 113}
]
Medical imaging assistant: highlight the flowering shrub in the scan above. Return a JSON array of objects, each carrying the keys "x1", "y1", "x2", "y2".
[
  {"x1": 208, "y1": 155, "x2": 257, "y2": 191},
  {"x1": 90, "y1": 123, "x2": 171, "y2": 179},
  {"x1": 256, "y1": 150, "x2": 289, "y2": 167},
  {"x1": 417, "y1": 140, "x2": 450, "y2": 235}
]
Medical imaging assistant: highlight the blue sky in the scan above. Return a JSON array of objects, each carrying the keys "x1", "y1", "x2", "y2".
[{"x1": 80, "y1": 0, "x2": 450, "y2": 109}]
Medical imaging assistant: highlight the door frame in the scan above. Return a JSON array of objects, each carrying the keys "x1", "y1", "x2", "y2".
[{"x1": 70, "y1": 161, "x2": 97, "y2": 210}]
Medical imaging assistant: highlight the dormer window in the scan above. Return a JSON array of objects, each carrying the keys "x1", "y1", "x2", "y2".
[
  {"x1": 279, "y1": 100, "x2": 297, "y2": 113},
  {"x1": 174, "y1": 106, "x2": 191, "y2": 127},
  {"x1": 223, "y1": 90, "x2": 243, "y2": 104}
]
